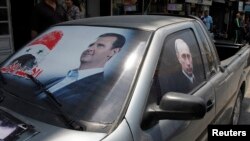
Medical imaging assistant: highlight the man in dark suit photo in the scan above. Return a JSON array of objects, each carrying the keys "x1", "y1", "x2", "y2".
[
  {"x1": 175, "y1": 39, "x2": 194, "y2": 83},
  {"x1": 155, "y1": 38, "x2": 199, "y2": 100},
  {"x1": 174, "y1": 38, "x2": 197, "y2": 93},
  {"x1": 48, "y1": 33, "x2": 126, "y2": 93},
  {"x1": 42, "y1": 33, "x2": 126, "y2": 116}
]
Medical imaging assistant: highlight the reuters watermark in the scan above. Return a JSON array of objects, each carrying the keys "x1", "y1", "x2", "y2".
[{"x1": 208, "y1": 125, "x2": 249, "y2": 140}]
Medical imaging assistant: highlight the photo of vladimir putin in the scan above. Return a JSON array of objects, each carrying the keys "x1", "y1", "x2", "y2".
[
  {"x1": 160, "y1": 38, "x2": 198, "y2": 94},
  {"x1": 173, "y1": 39, "x2": 197, "y2": 93},
  {"x1": 175, "y1": 39, "x2": 195, "y2": 83}
]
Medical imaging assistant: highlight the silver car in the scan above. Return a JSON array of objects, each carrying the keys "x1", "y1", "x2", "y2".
[{"x1": 0, "y1": 15, "x2": 249, "y2": 141}]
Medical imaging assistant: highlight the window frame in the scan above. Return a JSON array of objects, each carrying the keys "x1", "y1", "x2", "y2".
[
  {"x1": 151, "y1": 26, "x2": 207, "y2": 97},
  {"x1": 140, "y1": 21, "x2": 214, "y2": 134},
  {"x1": 193, "y1": 20, "x2": 219, "y2": 79}
]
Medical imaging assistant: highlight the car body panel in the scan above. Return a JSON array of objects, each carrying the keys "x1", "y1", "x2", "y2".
[
  {"x1": 0, "y1": 107, "x2": 106, "y2": 141},
  {"x1": 103, "y1": 119, "x2": 133, "y2": 141}
]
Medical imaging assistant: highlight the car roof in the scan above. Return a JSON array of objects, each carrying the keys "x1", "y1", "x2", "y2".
[{"x1": 57, "y1": 15, "x2": 193, "y2": 31}]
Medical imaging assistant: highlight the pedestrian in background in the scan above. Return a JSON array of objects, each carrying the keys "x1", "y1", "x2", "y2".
[
  {"x1": 198, "y1": 11, "x2": 204, "y2": 21},
  {"x1": 240, "y1": 12, "x2": 247, "y2": 43},
  {"x1": 31, "y1": 0, "x2": 67, "y2": 39},
  {"x1": 64, "y1": 0, "x2": 80, "y2": 20},
  {"x1": 234, "y1": 12, "x2": 243, "y2": 44},
  {"x1": 202, "y1": 10, "x2": 213, "y2": 32}
]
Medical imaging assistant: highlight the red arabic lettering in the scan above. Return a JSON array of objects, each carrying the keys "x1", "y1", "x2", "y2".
[
  {"x1": 15, "y1": 70, "x2": 27, "y2": 77},
  {"x1": 1, "y1": 67, "x2": 8, "y2": 73},
  {"x1": 31, "y1": 68, "x2": 43, "y2": 78},
  {"x1": 8, "y1": 62, "x2": 21, "y2": 73},
  {"x1": 1, "y1": 64, "x2": 43, "y2": 78}
]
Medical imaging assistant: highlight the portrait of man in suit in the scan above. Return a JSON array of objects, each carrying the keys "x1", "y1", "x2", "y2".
[
  {"x1": 48, "y1": 33, "x2": 126, "y2": 92},
  {"x1": 44, "y1": 33, "x2": 126, "y2": 114},
  {"x1": 175, "y1": 38, "x2": 195, "y2": 84},
  {"x1": 170, "y1": 38, "x2": 199, "y2": 94}
]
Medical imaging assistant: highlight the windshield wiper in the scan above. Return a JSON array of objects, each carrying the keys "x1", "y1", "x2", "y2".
[
  {"x1": 26, "y1": 73, "x2": 61, "y2": 106},
  {"x1": 26, "y1": 73, "x2": 86, "y2": 131}
]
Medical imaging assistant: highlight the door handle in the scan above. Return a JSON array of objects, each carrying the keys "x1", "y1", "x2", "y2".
[{"x1": 206, "y1": 99, "x2": 214, "y2": 112}]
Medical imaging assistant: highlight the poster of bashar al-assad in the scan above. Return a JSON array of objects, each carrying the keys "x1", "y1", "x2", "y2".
[
  {"x1": 0, "y1": 25, "x2": 150, "y2": 125},
  {"x1": 0, "y1": 26, "x2": 134, "y2": 101}
]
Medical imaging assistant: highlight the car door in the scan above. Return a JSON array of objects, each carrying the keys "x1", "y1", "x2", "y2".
[
  {"x1": 193, "y1": 20, "x2": 243, "y2": 124},
  {"x1": 125, "y1": 22, "x2": 216, "y2": 141}
]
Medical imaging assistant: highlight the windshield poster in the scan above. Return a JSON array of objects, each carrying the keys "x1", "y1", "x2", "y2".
[
  {"x1": 0, "y1": 26, "x2": 134, "y2": 89},
  {"x1": 1, "y1": 30, "x2": 63, "y2": 79}
]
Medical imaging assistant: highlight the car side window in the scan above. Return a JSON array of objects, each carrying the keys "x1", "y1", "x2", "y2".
[
  {"x1": 194, "y1": 21, "x2": 217, "y2": 77},
  {"x1": 149, "y1": 29, "x2": 206, "y2": 103}
]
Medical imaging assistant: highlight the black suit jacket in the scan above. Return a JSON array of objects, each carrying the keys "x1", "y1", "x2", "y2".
[
  {"x1": 53, "y1": 72, "x2": 104, "y2": 103},
  {"x1": 47, "y1": 72, "x2": 105, "y2": 116},
  {"x1": 160, "y1": 71, "x2": 198, "y2": 94}
]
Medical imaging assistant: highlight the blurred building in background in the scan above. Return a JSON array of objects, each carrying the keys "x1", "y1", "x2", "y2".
[{"x1": 0, "y1": 0, "x2": 247, "y2": 63}]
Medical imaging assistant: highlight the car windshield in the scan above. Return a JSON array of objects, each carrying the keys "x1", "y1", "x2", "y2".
[{"x1": 0, "y1": 26, "x2": 151, "y2": 132}]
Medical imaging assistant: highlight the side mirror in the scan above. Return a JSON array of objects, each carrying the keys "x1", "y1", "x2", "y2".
[{"x1": 145, "y1": 92, "x2": 206, "y2": 121}]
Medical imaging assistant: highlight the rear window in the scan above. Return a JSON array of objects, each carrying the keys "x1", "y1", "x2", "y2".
[{"x1": 0, "y1": 26, "x2": 151, "y2": 131}]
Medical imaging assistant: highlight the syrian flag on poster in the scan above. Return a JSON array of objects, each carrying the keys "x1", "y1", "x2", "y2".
[{"x1": 1, "y1": 30, "x2": 63, "y2": 78}]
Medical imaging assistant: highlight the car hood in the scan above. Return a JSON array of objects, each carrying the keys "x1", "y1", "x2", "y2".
[{"x1": 0, "y1": 107, "x2": 106, "y2": 141}]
